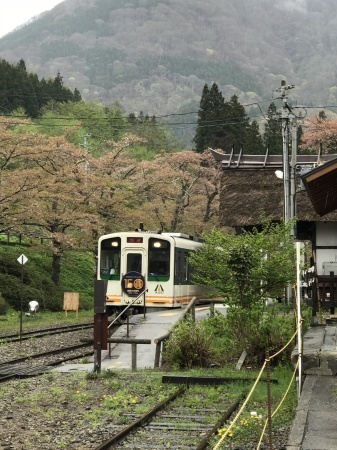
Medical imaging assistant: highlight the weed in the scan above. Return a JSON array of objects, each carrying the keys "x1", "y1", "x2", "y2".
[{"x1": 218, "y1": 412, "x2": 264, "y2": 441}]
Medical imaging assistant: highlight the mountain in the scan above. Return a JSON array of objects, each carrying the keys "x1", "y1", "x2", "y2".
[{"x1": 0, "y1": 0, "x2": 337, "y2": 119}]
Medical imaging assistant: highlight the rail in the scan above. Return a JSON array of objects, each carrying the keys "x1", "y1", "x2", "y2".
[{"x1": 107, "y1": 337, "x2": 151, "y2": 371}]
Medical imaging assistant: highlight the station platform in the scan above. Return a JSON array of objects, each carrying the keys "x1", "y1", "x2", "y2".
[
  {"x1": 287, "y1": 324, "x2": 337, "y2": 449},
  {"x1": 54, "y1": 304, "x2": 227, "y2": 374}
]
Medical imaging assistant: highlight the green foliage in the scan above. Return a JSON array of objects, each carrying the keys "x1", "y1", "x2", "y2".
[
  {"x1": 223, "y1": 304, "x2": 295, "y2": 366},
  {"x1": 0, "y1": 58, "x2": 81, "y2": 118},
  {"x1": 0, "y1": 242, "x2": 94, "y2": 312},
  {"x1": 201, "y1": 311, "x2": 239, "y2": 364},
  {"x1": 194, "y1": 83, "x2": 226, "y2": 153},
  {"x1": 263, "y1": 102, "x2": 282, "y2": 154},
  {"x1": 127, "y1": 145, "x2": 157, "y2": 161},
  {"x1": 127, "y1": 112, "x2": 173, "y2": 153},
  {"x1": 194, "y1": 83, "x2": 263, "y2": 153},
  {"x1": 0, "y1": 292, "x2": 9, "y2": 315},
  {"x1": 163, "y1": 316, "x2": 215, "y2": 369},
  {"x1": 190, "y1": 220, "x2": 296, "y2": 307}
]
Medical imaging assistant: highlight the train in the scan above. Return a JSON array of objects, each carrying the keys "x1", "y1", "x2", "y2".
[{"x1": 97, "y1": 227, "x2": 210, "y2": 316}]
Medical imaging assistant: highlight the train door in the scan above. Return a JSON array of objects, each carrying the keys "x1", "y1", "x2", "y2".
[{"x1": 121, "y1": 249, "x2": 146, "y2": 303}]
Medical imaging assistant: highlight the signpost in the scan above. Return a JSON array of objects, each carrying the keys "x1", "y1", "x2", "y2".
[{"x1": 17, "y1": 254, "x2": 28, "y2": 343}]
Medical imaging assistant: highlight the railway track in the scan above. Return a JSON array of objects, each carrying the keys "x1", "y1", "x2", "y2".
[
  {"x1": 0, "y1": 341, "x2": 94, "y2": 382},
  {"x1": 93, "y1": 386, "x2": 242, "y2": 450},
  {"x1": 0, "y1": 321, "x2": 99, "y2": 382},
  {"x1": 0, "y1": 322, "x2": 94, "y2": 343}
]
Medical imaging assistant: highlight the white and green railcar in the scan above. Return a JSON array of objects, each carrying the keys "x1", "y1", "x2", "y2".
[{"x1": 97, "y1": 230, "x2": 208, "y2": 315}]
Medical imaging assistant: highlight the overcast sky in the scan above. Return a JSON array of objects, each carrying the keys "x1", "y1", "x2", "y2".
[{"x1": 0, "y1": 1, "x2": 64, "y2": 38}]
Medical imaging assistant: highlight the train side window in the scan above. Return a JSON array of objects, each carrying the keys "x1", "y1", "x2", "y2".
[
  {"x1": 100, "y1": 237, "x2": 121, "y2": 280},
  {"x1": 148, "y1": 238, "x2": 170, "y2": 281},
  {"x1": 175, "y1": 250, "x2": 183, "y2": 284},
  {"x1": 184, "y1": 253, "x2": 188, "y2": 281},
  {"x1": 175, "y1": 250, "x2": 193, "y2": 284}
]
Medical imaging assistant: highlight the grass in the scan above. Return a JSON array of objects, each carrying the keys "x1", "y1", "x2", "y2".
[
  {"x1": 0, "y1": 240, "x2": 94, "y2": 312},
  {"x1": 0, "y1": 309, "x2": 298, "y2": 448},
  {"x1": 2, "y1": 367, "x2": 295, "y2": 448},
  {"x1": 0, "y1": 307, "x2": 94, "y2": 332}
]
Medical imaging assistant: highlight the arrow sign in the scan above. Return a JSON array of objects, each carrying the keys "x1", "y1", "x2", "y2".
[{"x1": 17, "y1": 254, "x2": 28, "y2": 265}]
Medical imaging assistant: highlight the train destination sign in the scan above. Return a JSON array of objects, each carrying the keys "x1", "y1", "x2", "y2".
[
  {"x1": 127, "y1": 237, "x2": 143, "y2": 243},
  {"x1": 122, "y1": 271, "x2": 145, "y2": 297}
]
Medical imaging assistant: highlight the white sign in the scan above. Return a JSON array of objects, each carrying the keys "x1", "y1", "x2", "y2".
[{"x1": 17, "y1": 254, "x2": 28, "y2": 265}]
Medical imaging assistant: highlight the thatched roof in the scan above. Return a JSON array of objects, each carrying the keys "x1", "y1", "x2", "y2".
[{"x1": 211, "y1": 150, "x2": 337, "y2": 228}]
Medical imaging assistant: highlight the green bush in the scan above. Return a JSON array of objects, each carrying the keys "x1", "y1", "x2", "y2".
[
  {"x1": 163, "y1": 316, "x2": 215, "y2": 369},
  {"x1": 0, "y1": 292, "x2": 9, "y2": 315},
  {"x1": 0, "y1": 243, "x2": 94, "y2": 312},
  {"x1": 201, "y1": 311, "x2": 239, "y2": 364},
  {"x1": 203, "y1": 304, "x2": 296, "y2": 367}
]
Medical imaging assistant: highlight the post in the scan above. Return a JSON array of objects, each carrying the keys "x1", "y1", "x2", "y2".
[
  {"x1": 143, "y1": 289, "x2": 146, "y2": 320},
  {"x1": 17, "y1": 254, "x2": 28, "y2": 344},
  {"x1": 96, "y1": 313, "x2": 102, "y2": 373},
  {"x1": 296, "y1": 242, "x2": 303, "y2": 397},
  {"x1": 266, "y1": 350, "x2": 273, "y2": 449},
  {"x1": 93, "y1": 280, "x2": 107, "y2": 373},
  {"x1": 131, "y1": 343, "x2": 137, "y2": 371},
  {"x1": 20, "y1": 263, "x2": 23, "y2": 344}
]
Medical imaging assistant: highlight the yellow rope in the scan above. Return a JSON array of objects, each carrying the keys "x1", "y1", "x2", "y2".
[
  {"x1": 213, "y1": 361, "x2": 267, "y2": 450},
  {"x1": 213, "y1": 306, "x2": 302, "y2": 450},
  {"x1": 256, "y1": 359, "x2": 299, "y2": 449}
]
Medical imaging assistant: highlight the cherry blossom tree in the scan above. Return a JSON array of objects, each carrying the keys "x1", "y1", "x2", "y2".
[
  {"x1": 301, "y1": 115, "x2": 337, "y2": 154},
  {"x1": 20, "y1": 134, "x2": 100, "y2": 284},
  {"x1": 0, "y1": 117, "x2": 48, "y2": 233},
  {"x1": 132, "y1": 149, "x2": 220, "y2": 233}
]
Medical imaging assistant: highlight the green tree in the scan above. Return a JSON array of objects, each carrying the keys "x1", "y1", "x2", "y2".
[
  {"x1": 194, "y1": 83, "x2": 226, "y2": 153},
  {"x1": 190, "y1": 220, "x2": 296, "y2": 308},
  {"x1": 263, "y1": 102, "x2": 282, "y2": 154},
  {"x1": 222, "y1": 94, "x2": 250, "y2": 153},
  {"x1": 127, "y1": 111, "x2": 172, "y2": 153},
  {"x1": 194, "y1": 84, "x2": 260, "y2": 154},
  {"x1": 189, "y1": 221, "x2": 296, "y2": 364},
  {"x1": 245, "y1": 119, "x2": 265, "y2": 154}
]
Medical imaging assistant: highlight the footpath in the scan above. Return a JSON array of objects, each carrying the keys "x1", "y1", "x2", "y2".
[{"x1": 287, "y1": 324, "x2": 337, "y2": 450}]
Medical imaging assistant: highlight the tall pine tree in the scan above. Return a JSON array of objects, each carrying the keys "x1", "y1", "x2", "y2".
[
  {"x1": 263, "y1": 102, "x2": 282, "y2": 154},
  {"x1": 194, "y1": 83, "x2": 264, "y2": 154},
  {"x1": 194, "y1": 83, "x2": 226, "y2": 153}
]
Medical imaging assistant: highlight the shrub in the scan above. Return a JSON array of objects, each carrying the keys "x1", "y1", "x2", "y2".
[
  {"x1": 163, "y1": 316, "x2": 215, "y2": 369},
  {"x1": 0, "y1": 292, "x2": 9, "y2": 315},
  {"x1": 203, "y1": 303, "x2": 296, "y2": 367}
]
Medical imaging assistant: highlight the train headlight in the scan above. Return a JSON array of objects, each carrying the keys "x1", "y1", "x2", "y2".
[
  {"x1": 111, "y1": 241, "x2": 119, "y2": 247},
  {"x1": 153, "y1": 241, "x2": 162, "y2": 248}
]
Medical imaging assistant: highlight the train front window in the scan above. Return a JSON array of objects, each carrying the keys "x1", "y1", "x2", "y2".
[
  {"x1": 127, "y1": 253, "x2": 142, "y2": 273},
  {"x1": 100, "y1": 237, "x2": 121, "y2": 280},
  {"x1": 148, "y1": 238, "x2": 170, "y2": 281}
]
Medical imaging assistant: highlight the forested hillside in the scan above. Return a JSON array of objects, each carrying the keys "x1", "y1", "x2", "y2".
[{"x1": 1, "y1": 0, "x2": 337, "y2": 126}]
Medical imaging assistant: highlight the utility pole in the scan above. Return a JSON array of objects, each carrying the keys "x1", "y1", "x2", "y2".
[
  {"x1": 276, "y1": 80, "x2": 296, "y2": 303},
  {"x1": 81, "y1": 134, "x2": 91, "y2": 173},
  {"x1": 290, "y1": 115, "x2": 298, "y2": 237},
  {"x1": 278, "y1": 80, "x2": 295, "y2": 224}
]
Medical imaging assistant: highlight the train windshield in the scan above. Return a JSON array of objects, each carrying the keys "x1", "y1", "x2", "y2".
[
  {"x1": 127, "y1": 253, "x2": 142, "y2": 273},
  {"x1": 99, "y1": 237, "x2": 121, "y2": 280},
  {"x1": 148, "y1": 238, "x2": 170, "y2": 281}
]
